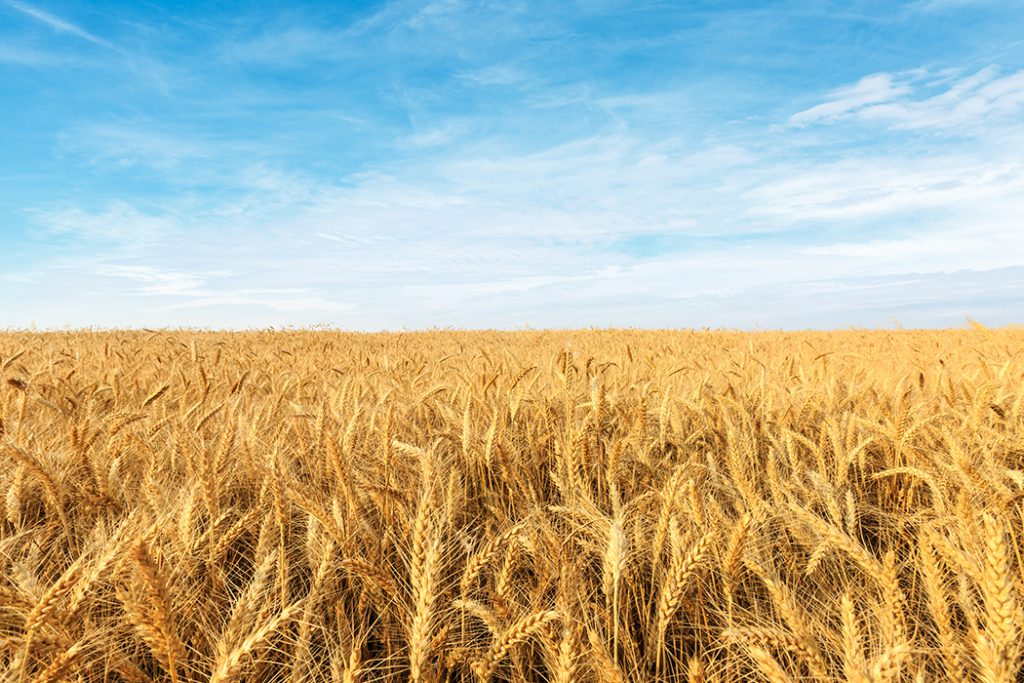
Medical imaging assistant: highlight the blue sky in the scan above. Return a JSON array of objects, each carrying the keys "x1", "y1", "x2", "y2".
[{"x1": 1, "y1": 0, "x2": 1022, "y2": 329}]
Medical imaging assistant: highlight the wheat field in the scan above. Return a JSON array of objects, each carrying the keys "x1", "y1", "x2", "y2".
[{"x1": 1, "y1": 328, "x2": 1022, "y2": 682}]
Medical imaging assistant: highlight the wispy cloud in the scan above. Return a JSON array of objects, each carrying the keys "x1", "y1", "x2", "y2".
[
  {"x1": 0, "y1": 43, "x2": 61, "y2": 65},
  {"x1": 55, "y1": 124, "x2": 216, "y2": 171},
  {"x1": 6, "y1": 1, "x2": 116, "y2": 50},
  {"x1": 101, "y1": 265, "x2": 206, "y2": 295},
  {"x1": 789, "y1": 67, "x2": 1024, "y2": 132},
  {"x1": 29, "y1": 202, "x2": 175, "y2": 243},
  {"x1": 456, "y1": 64, "x2": 529, "y2": 87},
  {"x1": 746, "y1": 154, "x2": 1024, "y2": 222},
  {"x1": 907, "y1": 0, "x2": 1000, "y2": 13},
  {"x1": 99, "y1": 265, "x2": 353, "y2": 314},
  {"x1": 788, "y1": 73, "x2": 912, "y2": 127}
]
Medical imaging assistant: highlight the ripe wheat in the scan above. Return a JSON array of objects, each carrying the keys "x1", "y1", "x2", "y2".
[{"x1": 1, "y1": 327, "x2": 1022, "y2": 681}]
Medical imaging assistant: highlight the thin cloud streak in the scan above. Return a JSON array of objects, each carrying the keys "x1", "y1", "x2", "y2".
[{"x1": 6, "y1": 0, "x2": 117, "y2": 50}]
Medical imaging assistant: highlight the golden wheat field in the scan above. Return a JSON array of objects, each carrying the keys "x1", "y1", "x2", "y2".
[{"x1": 2, "y1": 328, "x2": 1023, "y2": 683}]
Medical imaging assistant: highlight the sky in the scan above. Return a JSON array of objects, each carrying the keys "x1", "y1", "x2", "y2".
[{"x1": 1, "y1": 0, "x2": 1023, "y2": 329}]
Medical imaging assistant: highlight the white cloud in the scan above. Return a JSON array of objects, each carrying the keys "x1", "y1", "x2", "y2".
[
  {"x1": 798, "y1": 226, "x2": 1024, "y2": 272},
  {"x1": 30, "y1": 202, "x2": 175, "y2": 243},
  {"x1": 907, "y1": 0, "x2": 1000, "y2": 12},
  {"x1": 160, "y1": 292, "x2": 352, "y2": 312},
  {"x1": 101, "y1": 265, "x2": 206, "y2": 295},
  {"x1": 57, "y1": 125, "x2": 215, "y2": 171},
  {"x1": 789, "y1": 66, "x2": 1024, "y2": 132},
  {"x1": 96, "y1": 265, "x2": 353, "y2": 314},
  {"x1": 456, "y1": 63, "x2": 528, "y2": 86},
  {"x1": 745, "y1": 156, "x2": 1024, "y2": 222},
  {"x1": 219, "y1": 27, "x2": 353, "y2": 65},
  {"x1": 400, "y1": 122, "x2": 470, "y2": 148},
  {"x1": 788, "y1": 73, "x2": 911, "y2": 127}
]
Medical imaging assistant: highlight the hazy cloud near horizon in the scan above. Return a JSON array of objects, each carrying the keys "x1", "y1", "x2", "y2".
[{"x1": 1, "y1": 0, "x2": 1022, "y2": 329}]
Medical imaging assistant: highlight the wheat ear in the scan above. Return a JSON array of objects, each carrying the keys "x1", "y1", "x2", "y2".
[
  {"x1": 209, "y1": 604, "x2": 300, "y2": 683},
  {"x1": 130, "y1": 540, "x2": 184, "y2": 683},
  {"x1": 472, "y1": 610, "x2": 560, "y2": 681}
]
